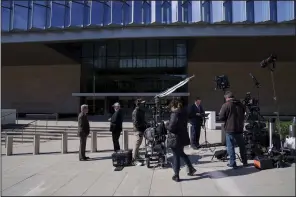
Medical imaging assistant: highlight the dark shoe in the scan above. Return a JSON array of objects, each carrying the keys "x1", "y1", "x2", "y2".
[
  {"x1": 187, "y1": 167, "x2": 197, "y2": 176},
  {"x1": 227, "y1": 163, "x2": 238, "y2": 169},
  {"x1": 84, "y1": 157, "x2": 90, "y2": 160},
  {"x1": 79, "y1": 158, "x2": 87, "y2": 161},
  {"x1": 172, "y1": 174, "x2": 180, "y2": 182},
  {"x1": 243, "y1": 162, "x2": 249, "y2": 167}
]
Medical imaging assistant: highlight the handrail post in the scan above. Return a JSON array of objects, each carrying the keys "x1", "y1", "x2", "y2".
[
  {"x1": 61, "y1": 132, "x2": 68, "y2": 154},
  {"x1": 33, "y1": 134, "x2": 40, "y2": 155},
  {"x1": 6, "y1": 136, "x2": 13, "y2": 156},
  {"x1": 122, "y1": 130, "x2": 129, "y2": 151},
  {"x1": 91, "y1": 131, "x2": 97, "y2": 152}
]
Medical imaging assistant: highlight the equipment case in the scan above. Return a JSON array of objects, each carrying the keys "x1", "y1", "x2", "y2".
[{"x1": 112, "y1": 150, "x2": 132, "y2": 167}]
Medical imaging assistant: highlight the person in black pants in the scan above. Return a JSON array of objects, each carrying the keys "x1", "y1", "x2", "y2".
[
  {"x1": 78, "y1": 104, "x2": 90, "y2": 161},
  {"x1": 109, "y1": 102, "x2": 123, "y2": 152},
  {"x1": 188, "y1": 97, "x2": 205, "y2": 149},
  {"x1": 166, "y1": 98, "x2": 196, "y2": 182}
]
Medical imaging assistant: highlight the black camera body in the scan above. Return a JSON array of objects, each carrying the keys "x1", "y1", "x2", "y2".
[
  {"x1": 260, "y1": 54, "x2": 277, "y2": 69},
  {"x1": 214, "y1": 75, "x2": 230, "y2": 91}
]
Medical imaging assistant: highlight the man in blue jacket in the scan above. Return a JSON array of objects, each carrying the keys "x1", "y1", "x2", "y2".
[{"x1": 188, "y1": 97, "x2": 205, "y2": 149}]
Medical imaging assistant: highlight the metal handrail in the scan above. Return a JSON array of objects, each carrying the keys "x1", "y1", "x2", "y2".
[{"x1": 5, "y1": 120, "x2": 39, "y2": 146}]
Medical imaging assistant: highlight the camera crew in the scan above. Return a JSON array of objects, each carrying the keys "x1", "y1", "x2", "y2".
[
  {"x1": 219, "y1": 91, "x2": 248, "y2": 168},
  {"x1": 188, "y1": 97, "x2": 205, "y2": 149},
  {"x1": 132, "y1": 98, "x2": 147, "y2": 166},
  {"x1": 167, "y1": 98, "x2": 196, "y2": 182}
]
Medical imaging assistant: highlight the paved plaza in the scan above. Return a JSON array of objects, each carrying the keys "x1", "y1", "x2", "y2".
[{"x1": 1, "y1": 120, "x2": 295, "y2": 196}]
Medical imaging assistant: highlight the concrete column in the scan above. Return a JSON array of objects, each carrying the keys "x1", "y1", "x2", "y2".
[
  {"x1": 61, "y1": 132, "x2": 68, "y2": 154},
  {"x1": 187, "y1": 124, "x2": 192, "y2": 148},
  {"x1": 122, "y1": 130, "x2": 129, "y2": 151},
  {"x1": 91, "y1": 131, "x2": 97, "y2": 153},
  {"x1": 33, "y1": 134, "x2": 40, "y2": 155},
  {"x1": 6, "y1": 136, "x2": 13, "y2": 156}
]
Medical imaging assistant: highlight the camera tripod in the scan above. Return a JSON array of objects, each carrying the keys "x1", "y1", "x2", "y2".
[{"x1": 199, "y1": 118, "x2": 216, "y2": 153}]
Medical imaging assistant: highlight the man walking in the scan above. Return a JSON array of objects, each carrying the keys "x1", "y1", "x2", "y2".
[
  {"x1": 219, "y1": 91, "x2": 248, "y2": 168},
  {"x1": 132, "y1": 99, "x2": 147, "y2": 166},
  {"x1": 109, "y1": 102, "x2": 123, "y2": 152},
  {"x1": 188, "y1": 97, "x2": 204, "y2": 149},
  {"x1": 78, "y1": 104, "x2": 90, "y2": 161}
]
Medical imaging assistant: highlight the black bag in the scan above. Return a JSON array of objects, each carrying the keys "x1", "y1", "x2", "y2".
[
  {"x1": 167, "y1": 133, "x2": 178, "y2": 148},
  {"x1": 112, "y1": 150, "x2": 132, "y2": 167},
  {"x1": 214, "y1": 149, "x2": 228, "y2": 160}
]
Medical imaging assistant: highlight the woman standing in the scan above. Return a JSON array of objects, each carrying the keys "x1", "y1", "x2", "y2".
[{"x1": 167, "y1": 98, "x2": 196, "y2": 182}]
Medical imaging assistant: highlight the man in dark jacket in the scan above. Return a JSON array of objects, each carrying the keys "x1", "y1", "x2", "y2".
[
  {"x1": 109, "y1": 102, "x2": 123, "y2": 152},
  {"x1": 132, "y1": 99, "x2": 147, "y2": 166},
  {"x1": 219, "y1": 91, "x2": 247, "y2": 168},
  {"x1": 167, "y1": 98, "x2": 196, "y2": 182},
  {"x1": 78, "y1": 104, "x2": 90, "y2": 161},
  {"x1": 188, "y1": 97, "x2": 205, "y2": 149}
]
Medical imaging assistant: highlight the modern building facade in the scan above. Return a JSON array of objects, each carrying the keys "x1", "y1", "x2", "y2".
[{"x1": 2, "y1": 0, "x2": 296, "y2": 117}]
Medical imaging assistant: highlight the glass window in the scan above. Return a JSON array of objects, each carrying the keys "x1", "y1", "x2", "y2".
[
  {"x1": 110, "y1": 1, "x2": 123, "y2": 25},
  {"x1": 174, "y1": 56, "x2": 187, "y2": 67},
  {"x1": 175, "y1": 40, "x2": 187, "y2": 56},
  {"x1": 142, "y1": 1, "x2": 151, "y2": 24},
  {"x1": 160, "y1": 40, "x2": 174, "y2": 55},
  {"x1": 201, "y1": 0, "x2": 211, "y2": 23},
  {"x1": 162, "y1": 1, "x2": 171, "y2": 24},
  {"x1": 223, "y1": 0, "x2": 232, "y2": 22},
  {"x1": 133, "y1": 40, "x2": 146, "y2": 56},
  {"x1": 82, "y1": 43, "x2": 94, "y2": 58},
  {"x1": 270, "y1": 0, "x2": 277, "y2": 22},
  {"x1": 122, "y1": 1, "x2": 132, "y2": 25},
  {"x1": 71, "y1": 1, "x2": 85, "y2": 26},
  {"x1": 91, "y1": 0, "x2": 110, "y2": 26},
  {"x1": 32, "y1": 3, "x2": 48, "y2": 29},
  {"x1": 13, "y1": 4, "x2": 30, "y2": 30},
  {"x1": 14, "y1": 0, "x2": 30, "y2": 7},
  {"x1": 51, "y1": 2, "x2": 66, "y2": 28},
  {"x1": 182, "y1": 0, "x2": 192, "y2": 23},
  {"x1": 107, "y1": 40, "x2": 119, "y2": 56},
  {"x1": 120, "y1": 40, "x2": 133, "y2": 56},
  {"x1": 95, "y1": 43, "x2": 106, "y2": 57},
  {"x1": 147, "y1": 39, "x2": 159, "y2": 55},
  {"x1": 246, "y1": 0, "x2": 254, "y2": 22},
  {"x1": 1, "y1": 6, "x2": 11, "y2": 31}
]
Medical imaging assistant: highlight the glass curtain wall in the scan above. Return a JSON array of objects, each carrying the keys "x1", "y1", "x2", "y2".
[
  {"x1": 80, "y1": 39, "x2": 188, "y2": 115},
  {"x1": 3, "y1": 0, "x2": 293, "y2": 32}
]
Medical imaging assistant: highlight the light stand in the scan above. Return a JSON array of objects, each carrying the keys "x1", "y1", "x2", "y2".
[
  {"x1": 268, "y1": 62, "x2": 283, "y2": 152},
  {"x1": 199, "y1": 114, "x2": 216, "y2": 152}
]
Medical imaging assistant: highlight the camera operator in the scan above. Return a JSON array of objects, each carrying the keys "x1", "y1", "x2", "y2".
[
  {"x1": 167, "y1": 98, "x2": 196, "y2": 182},
  {"x1": 188, "y1": 97, "x2": 205, "y2": 149},
  {"x1": 219, "y1": 91, "x2": 248, "y2": 168},
  {"x1": 132, "y1": 98, "x2": 147, "y2": 166}
]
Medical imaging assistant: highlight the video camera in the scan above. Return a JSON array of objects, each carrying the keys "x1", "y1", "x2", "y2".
[
  {"x1": 214, "y1": 75, "x2": 230, "y2": 91},
  {"x1": 242, "y1": 92, "x2": 259, "y2": 110}
]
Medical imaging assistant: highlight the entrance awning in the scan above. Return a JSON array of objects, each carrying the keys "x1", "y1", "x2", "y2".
[{"x1": 72, "y1": 92, "x2": 189, "y2": 97}]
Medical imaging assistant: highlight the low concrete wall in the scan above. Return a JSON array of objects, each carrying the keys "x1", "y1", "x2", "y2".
[{"x1": 1, "y1": 109, "x2": 17, "y2": 124}]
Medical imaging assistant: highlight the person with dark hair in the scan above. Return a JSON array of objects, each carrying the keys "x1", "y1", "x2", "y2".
[
  {"x1": 167, "y1": 98, "x2": 196, "y2": 182},
  {"x1": 188, "y1": 97, "x2": 205, "y2": 149},
  {"x1": 219, "y1": 91, "x2": 248, "y2": 168},
  {"x1": 131, "y1": 98, "x2": 147, "y2": 166}
]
